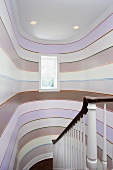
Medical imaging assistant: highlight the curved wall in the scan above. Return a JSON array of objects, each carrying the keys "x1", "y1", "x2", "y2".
[{"x1": 0, "y1": 0, "x2": 113, "y2": 169}]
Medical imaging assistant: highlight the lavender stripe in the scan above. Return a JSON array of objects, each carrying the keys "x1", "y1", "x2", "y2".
[
  {"x1": 0, "y1": 18, "x2": 38, "y2": 72},
  {"x1": 60, "y1": 47, "x2": 113, "y2": 72},
  {"x1": 1, "y1": 109, "x2": 76, "y2": 169},
  {"x1": 85, "y1": 113, "x2": 113, "y2": 143}
]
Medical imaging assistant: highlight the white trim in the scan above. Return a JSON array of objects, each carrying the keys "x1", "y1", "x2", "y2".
[
  {"x1": 39, "y1": 54, "x2": 60, "y2": 92},
  {"x1": 22, "y1": 153, "x2": 53, "y2": 170},
  {"x1": 10, "y1": 1, "x2": 113, "y2": 44}
]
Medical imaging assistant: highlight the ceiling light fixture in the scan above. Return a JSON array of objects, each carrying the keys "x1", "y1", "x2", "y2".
[
  {"x1": 30, "y1": 21, "x2": 37, "y2": 25},
  {"x1": 73, "y1": 25, "x2": 79, "y2": 30}
]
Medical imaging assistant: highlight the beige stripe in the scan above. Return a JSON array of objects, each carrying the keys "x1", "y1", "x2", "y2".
[
  {"x1": 60, "y1": 47, "x2": 113, "y2": 72},
  {"x1": 0, "y1": 91, "x2": 113, "y2": 137}
]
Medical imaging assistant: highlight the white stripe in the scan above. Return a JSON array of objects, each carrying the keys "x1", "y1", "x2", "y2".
[
  {"x1": 18, "y1": 135, "x2": 56, "y2": 163},
  {"x1": 0, "y1": 48, "x2": 39, "y2": 81},
  {"x1": 0, "y1": 100, "x2": 82, "y2": 165},
  {"x1": 23, "y1": 153, "x2": 53, "y2": 170},
  {"x1": 59, "y1": 31, "x2": 113, "y2": 63},
  {"x1": 60, "y1": 62, "x2": 113, "y2": 81}
]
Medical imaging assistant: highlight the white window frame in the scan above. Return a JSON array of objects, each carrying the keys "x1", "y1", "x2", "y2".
[{"x1": 39, "y1": 54, "x2": 60, "y2": 92}]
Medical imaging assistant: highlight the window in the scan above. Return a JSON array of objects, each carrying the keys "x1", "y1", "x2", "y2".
[{"x1": 39, "y1": 55, "x2": 59, "y2": 91}]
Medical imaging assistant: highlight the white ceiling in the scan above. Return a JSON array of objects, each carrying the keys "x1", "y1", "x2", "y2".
[{"x1": 11, "y1": 0, "x2": 113, "y2": 44}]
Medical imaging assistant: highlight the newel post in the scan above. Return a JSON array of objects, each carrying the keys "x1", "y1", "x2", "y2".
[{"x1": 87, "y1": 103, "x2": 97, "y2": 170}]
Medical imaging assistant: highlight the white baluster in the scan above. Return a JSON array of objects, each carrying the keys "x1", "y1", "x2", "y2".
[
  {"x1": 87, "y1": 103, "x2": 97, "y2": 170},
  {"x1": 71, "y1": 127, "x2": 73, "y2": 170},
  {"x1": 53, "y1": 143, "x2": 55, "y2": 170},
  {"x1": 73, "y1": 126, "x2": 75, "y2": 170},
  {"x1": 67, "y1": 131, "x2": 69, "y2": 170},
  {"x1": 69, "y1": 129, "x2": 71, "y2": 170},
  {"x1": 70, "y1": 129, "x2": 72, "y2": 170},
  {"x1": 63, "y1": 136, "x2": 65, "y2": 169},
  {"x1": 80, "y1": 118, "x2": 83, "y2": 169},
  {"x1": 75, "y1": 123, "x2": 77, "y2": 170},
  {"x1": 83, "y1": 114, "x2": 86, "y2": 169},
  {"x1": 77, "y1": 121, "x2": 80, "y2": 169},
  {"x1": 68, "y1": 130, "x2": 70, "y2": 170},
  {"x1": 65, "y1": 132, "x2": 68, "y2": 170},
  {"x1": 102, "y1": 103, "x2": 107, "y2": 170},
  {"x1": 70, "y1": 128, "x2": 72, "y2": 170}
]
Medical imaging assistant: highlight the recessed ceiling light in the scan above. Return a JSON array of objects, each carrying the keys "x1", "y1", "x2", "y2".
[
  {"x1": 73, "y1": 25, "x2": 79, "y2": 30},
  {"x1": 30, "y1": 21, "x2": 37, "y2": 25}
]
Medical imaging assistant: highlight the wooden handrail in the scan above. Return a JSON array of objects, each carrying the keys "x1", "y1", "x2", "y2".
[
  {"x1": 53, "y1": 96, "x2": 113, "y2": 144},
  {"x1": 86, "y1": 96, "x2": 113, "y2": 103}
]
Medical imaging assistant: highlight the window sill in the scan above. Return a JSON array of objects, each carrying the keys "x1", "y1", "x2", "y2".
[{"x1": 39, "y1": 89, "x2": 60, "y2": 92}]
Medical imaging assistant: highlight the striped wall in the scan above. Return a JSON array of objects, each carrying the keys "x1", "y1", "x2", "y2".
[
  {"x1": 0, "y1": 99, "x2": 81, "y2": 170},
  {"x1": 0, "y1": 92, "x2": 113, "y2": 170},
  {"x1": 0, "y1": 0, "x2": 113, "y2": 169}
]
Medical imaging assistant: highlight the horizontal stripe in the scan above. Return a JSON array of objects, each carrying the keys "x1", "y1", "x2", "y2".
[
  {"x1": 0, "y1": 75, "x2": 39, "y2": 105},
  {"x1": 1, "y1": 75, "x2": 113, "y2": 83},
  {"x1": 18, "y1": 127, "x2": 65, "y2": 153},
  {"x1": 1, "y1": 119, "x2": 69, "y2": 169},
  {"x1": 2, "y1": 17, "x2": 113, "y2": 67},
  {"x1": 60, "y1": 80, "x2": 113, "y2": 95},
  {"x1": 0, "y1": 76, "x2": 19, "y2": 105},
  {"x1": 0, "y1": 48, "x2": 39, "y2": 81},
  {"x1": 0, "y1": 92, "x2": 113, "y2": 168},
  {"x1": 1, "y1": 101, "x2": 112, "y2": 169},
  {"x1": 11, "y1": 119, "x2": 71, "y2": 161},
  {"x1": 0, "y1": 73, "x2": 39, "y2": 82},
  {"x1": 3, "y1": 122, "x2": 67, "y2": 169},
  {"x1": 0, "y1": 0, "x2": 39, "y2": 62},
  {"x1": 85, "y1": 125, "x2": 113, "y2": 159},
  {"x1": 9, "y1": 127, "x2": 65, "y2": 170},
  {"x1": 18, "y1": 136, "x2": 56, "y2": 163},
  {"x1": 60, "y1": 78, "x2": 113, "y2": 82},
  {"x1": 19, "y1": 146, "x2": 53, "y2": 170},
  {"x1": 0, "y1": 91, "x2": 113, "y2": 137},
  {"x1": 0, "y1": 100, "x2": 81, "y2": 165},
  {"x1": 60, "y1": 62, "x2": 113, "y2": 81},
  {"x1": 60, "y1": 47, "x2": 113, "y2": 72},
  {"x1": 23, "y1": 154, "x2": 53, "y2": 170},
  {"x1": 0, "y1": 61, "x2": 113, "y2": 82},
  {"x1": 0, "y1": 18, "x2": 38, "y2": 72},
  {"x1": 59, "y1": 31, "x2": 113, "y2": 63},
  {"x1": 97, "y1": 146, "x2": 112, "y2": 170},
  {"x1": 0, "y1": 92, "x2": 81, "y2": 137},
  {"x1": 85, "y1": 114, "x2": 113, "y2": 144},
  {"x1": 17, "y1": 118, "x2": 72, "y2": 141},
  {"x1": 4, "y1": 112, "x2": 112, "y2": 169}
]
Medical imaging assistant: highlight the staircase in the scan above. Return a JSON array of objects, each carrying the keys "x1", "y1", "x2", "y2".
[{"x1": 52, "y1": 97, "x2": 113, "y2": 170}]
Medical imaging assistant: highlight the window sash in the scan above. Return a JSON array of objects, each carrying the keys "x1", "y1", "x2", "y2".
[{"x1": 40, "y1": 56, "x2": 58, "y2": 90}]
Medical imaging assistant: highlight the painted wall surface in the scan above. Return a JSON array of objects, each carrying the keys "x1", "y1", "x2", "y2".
[{"x1": 0, "y1": 0, "x2": 113, "y2": 170}]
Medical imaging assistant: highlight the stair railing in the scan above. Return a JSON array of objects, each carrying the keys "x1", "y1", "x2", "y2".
[{"x1": 53, "y1": 96, "x2": 113, "y2": 170}]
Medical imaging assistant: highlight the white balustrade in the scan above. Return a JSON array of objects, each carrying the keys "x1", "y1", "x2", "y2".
[
  {"x1": 83, "y1": 114, "x2": 86, "y2": 169},
  {"x1": 53, "y1": 99, "x2": 112, "y2": 170}
]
